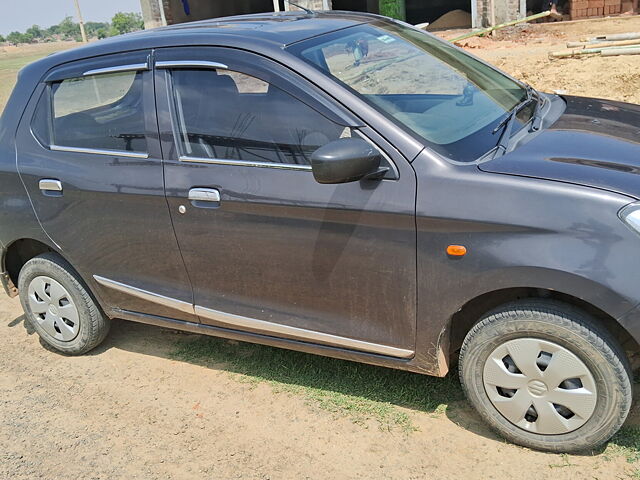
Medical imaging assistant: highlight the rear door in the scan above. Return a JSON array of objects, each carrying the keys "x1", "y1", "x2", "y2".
[
  {"x1": 15, "y1": 51, "x2": 195, "y2": 321},
  {"x1": 155, "y1": 47, "x2": 417, "y2": 356}
]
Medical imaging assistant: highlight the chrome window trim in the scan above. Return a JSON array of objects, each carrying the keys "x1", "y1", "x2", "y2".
[
  {"x1": 83, "y1": 63, "x2": 149, "y2": 76},
  {"x1": 93, "y1": 275, "x2": 194, "y2": 315},
  {"x1": 94, "y1": 275, "x2": 414, "y2": 359},
  {"x1": 179, "y1": 155, "x2": 312, "y2": 170},
  {"x1": 51, "y1": 144, "x2": 149, "y2": 159},
  {"x1": 155, "y1": 60, "x2": 229, "y2": 70}
]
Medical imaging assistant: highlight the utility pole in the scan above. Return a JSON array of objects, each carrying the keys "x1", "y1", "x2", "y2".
[{"x1": 73, "y1": 0, "x2": 88, "y2": 42}]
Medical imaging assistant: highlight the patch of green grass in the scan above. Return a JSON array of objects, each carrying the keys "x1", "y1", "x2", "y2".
[
  {"x1": 605, "y1": 426, "x2": 640, "y2": 464},
  {"x1": 0, "y1": 42, "x2": 78, "y2": 111},
  {"x1": 170, "y1": 336, "x2": 464, "y2": 431}
]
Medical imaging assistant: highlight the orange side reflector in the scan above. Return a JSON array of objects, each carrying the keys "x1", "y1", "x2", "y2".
[{"x1": 447, "y1": 245, "x2": 467, "y2": 257}]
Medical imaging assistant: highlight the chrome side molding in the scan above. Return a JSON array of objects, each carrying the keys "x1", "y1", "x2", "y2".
[
  {"x1": 93, "y1": 275, "x2": 194, "y2": 315},
  {"x1": 195, "y1": 305, "x2": 415, "y2": 358},
  {"x1": 94, "y1": 275, "x2": 415, "y2": 359}
]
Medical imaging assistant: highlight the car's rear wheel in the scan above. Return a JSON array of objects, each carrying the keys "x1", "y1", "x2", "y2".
[
  {"x1": 18, "y1": 253, "x2": 110, "y2": 355},
  {"x1": 459, "y1": 299, "x2": 632, "y2": 453}
]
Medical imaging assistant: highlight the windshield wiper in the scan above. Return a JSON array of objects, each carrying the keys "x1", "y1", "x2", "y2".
[{"x1": 491, "y1": 86, "x2": 538, "y2": 158}]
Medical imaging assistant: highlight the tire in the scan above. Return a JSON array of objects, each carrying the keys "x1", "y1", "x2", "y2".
[
  {"x1": 459, "y1": 299, "x2": 632, "y2": 453},
  {"x1": 18, "y1": 253, "x2": 110, "y2": 355}
]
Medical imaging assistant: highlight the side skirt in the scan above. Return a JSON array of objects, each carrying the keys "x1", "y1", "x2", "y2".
[{"x1": 111, "y1": 308, "x2": 431, "y2": 374}]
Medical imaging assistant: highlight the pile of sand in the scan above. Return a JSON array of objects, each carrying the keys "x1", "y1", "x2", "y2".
[{"x1": 427, "y1": 9, "x2": 472, "y2": 30}]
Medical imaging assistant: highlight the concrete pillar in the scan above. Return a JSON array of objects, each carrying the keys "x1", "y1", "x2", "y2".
[{"x1": 140, "y1": 0, "x2": 165, "y2": 29}]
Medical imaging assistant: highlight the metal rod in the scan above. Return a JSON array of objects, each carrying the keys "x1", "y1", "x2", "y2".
[{"x1": 450, "y1": 10, "x2": 551, "y2": 43}]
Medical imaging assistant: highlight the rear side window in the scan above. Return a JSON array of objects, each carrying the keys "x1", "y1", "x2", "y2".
[
  {"x1": 33, "y1": 70, "x2": 147, "y2": 154},
  {"x1": 169, "y1": 69, "x2": 346, "y2": 166}
]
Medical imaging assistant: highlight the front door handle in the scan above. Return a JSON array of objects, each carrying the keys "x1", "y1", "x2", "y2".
[
  {"x1": 188, "y1": 188, "x2": 221, "y2": 207},
  {"x1": 39, "y1": 179, "x2": 63, "y2": 196}
]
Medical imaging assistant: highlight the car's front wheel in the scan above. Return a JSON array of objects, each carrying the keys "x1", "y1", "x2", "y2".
[
  {"x1": 459, "y1": 299, "x2": 632, "y2": 453},
  {"x1": 18, "y1": 253, "x2": 110, "y2": 355}
]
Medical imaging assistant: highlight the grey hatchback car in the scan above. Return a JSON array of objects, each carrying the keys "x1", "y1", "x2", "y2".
[{"x1": 2, "y1": 11, "x2": 640, "y2": 453}]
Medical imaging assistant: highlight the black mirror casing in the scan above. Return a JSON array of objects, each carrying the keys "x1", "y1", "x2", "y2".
[{"x1": 311, "y1": 138, "x2": 382, "y2": 184}]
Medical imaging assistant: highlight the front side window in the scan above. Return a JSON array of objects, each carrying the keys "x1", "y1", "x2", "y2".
[
  {"x1": 42, "y1": 70, "x2": 146, "y2": 153},
  {"x1": 169, "y1": 68, "x2": 346, "y2": 166},
  {"x1": 289, "y1": 23, "x2": 531, "y2": 162}
]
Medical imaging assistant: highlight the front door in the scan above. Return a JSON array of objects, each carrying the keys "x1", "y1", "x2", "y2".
[
  {"x1": 155, "y1": 47, "x2": 417, "y2": 356},
  {"x1": 15, "y1": 51, "x2": 195, "y2": 322}
]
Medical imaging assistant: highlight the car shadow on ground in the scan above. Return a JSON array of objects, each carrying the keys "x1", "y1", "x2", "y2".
[{"x1": 7, "y1": 313, "x2": 640, "y2": 454}]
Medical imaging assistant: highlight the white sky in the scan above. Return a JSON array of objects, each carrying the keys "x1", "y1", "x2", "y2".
[{"x1": 2, "y1": 0, "x2": 142, "y2": 36}]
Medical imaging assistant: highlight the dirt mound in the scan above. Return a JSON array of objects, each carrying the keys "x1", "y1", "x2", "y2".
[{"x1": 428, "y1": 10, "x2": 472, "y2": 30}]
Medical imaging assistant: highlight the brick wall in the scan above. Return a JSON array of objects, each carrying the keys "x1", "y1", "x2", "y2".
[{"x1": 570, "y1": 0, "x2": 622, "y2": 19}]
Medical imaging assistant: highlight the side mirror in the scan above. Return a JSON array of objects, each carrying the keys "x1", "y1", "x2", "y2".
[{"x1": 311, "y1": 138, "x2": 382, "y2": 184}]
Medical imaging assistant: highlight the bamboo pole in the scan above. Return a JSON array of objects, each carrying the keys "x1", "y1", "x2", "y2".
[
  {"x1": 579, "y1": 32, "x2": 640, "y2": 42},
  {"x1": 567, "y1": 38, "x2": 640, "y2": 48},
  {"x1": 601, "y1": 47, "x2": 640, "y2": 56},
  {"x1": 550, "y1": 44, "x2": 638, "y2": 57},
  {"x1": 450, "y1": 10, "x2": 551, "y2": 43}
]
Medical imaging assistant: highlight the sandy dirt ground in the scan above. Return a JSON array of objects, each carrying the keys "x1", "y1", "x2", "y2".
[
  {"x1": 3, "y1": 16, "x2": 640, "y2": 480},
  {"x1": 3, "y1": 291, "x2": 640, "y2": 480},
  {"x1": 451, "y1": 16, "x2": 640, "y2": 105}
]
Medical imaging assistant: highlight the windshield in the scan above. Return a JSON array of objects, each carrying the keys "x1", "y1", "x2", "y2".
[{"x1": 288, "y1": 22, "x2": 530, "y2": 162}]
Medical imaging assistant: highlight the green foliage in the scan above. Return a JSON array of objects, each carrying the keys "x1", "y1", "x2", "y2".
[
  {"x1": 110, "y1": 12, "x2": 144, "y2": 35},
  {"x1": 26, "y1": 25, "x2": 43, "y2": 39},
  {"x1": 6, "y1": 31, "x2": 33, "y2": 45},
  {"x1": 379, "y1": 0, "x2": 406, "y2": 20},
  {"x1": 57, "y1": 16, "x2": 81, "y2": 40},
  {"x1": 85, "y1": 22, "x2": 110, "y2": 38},
  {"x1": 2, "y1": 12, "x2": 144, "y2": 45}
]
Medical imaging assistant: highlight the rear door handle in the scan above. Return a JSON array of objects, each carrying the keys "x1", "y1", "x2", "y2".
[
  {"x1": 39, "y1": 179, "x2": 63, "y2": 196},
  {"x1": 188, "y1": 188, "x2": 221, "y2": 207}
]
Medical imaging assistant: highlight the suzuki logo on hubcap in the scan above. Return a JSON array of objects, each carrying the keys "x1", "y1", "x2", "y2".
[
  {"x1": 527, "y1": 379, "x2": 548, "y2": 396},
  {"x1": 48, "y1": 304, "x2": 58, "y2": 315}
]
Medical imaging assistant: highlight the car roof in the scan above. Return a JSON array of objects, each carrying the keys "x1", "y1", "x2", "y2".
[{"x1": 36, "y1": 11, "x2": 382, "y2": 68}]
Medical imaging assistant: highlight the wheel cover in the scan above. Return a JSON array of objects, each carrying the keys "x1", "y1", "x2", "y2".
[
  {"x1": 27, "y1": 275, "x2": 80, "y2": 342},
  {"x1": 483, "y1": 338, "x2": 597, "y2": 435}
]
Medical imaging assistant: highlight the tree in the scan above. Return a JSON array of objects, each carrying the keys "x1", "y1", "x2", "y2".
[
  {"x1": 26, "y1": 24, "x2": 43, "y2": 39},
  {"x1": 110, "y1": 12, "x2": 144, "y2": 35},
  {"x1": 57, "y1": 16, "x2": 80, "y2": 40},
  {"x1": 7, "y1": 31, "x2": 30, "y2": 45},
  {"x1": 0, "y1": 35, "x2": 5, "y2": 43},
  {"x1": 85, "y1": 21, "x2": 110, "y2": 38}
]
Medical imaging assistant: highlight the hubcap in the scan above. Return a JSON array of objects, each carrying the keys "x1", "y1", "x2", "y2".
[
  {"x1": 483, "y1": 338, "x2": 597, "y2": 435},
  {"x1": 27, "y1": 276, "x2": 80, "y2": 342}
]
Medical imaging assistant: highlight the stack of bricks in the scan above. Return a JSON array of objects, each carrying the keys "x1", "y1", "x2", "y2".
[{"x1": 570, "y1": 0, "x2": 623, "y2": 19}]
